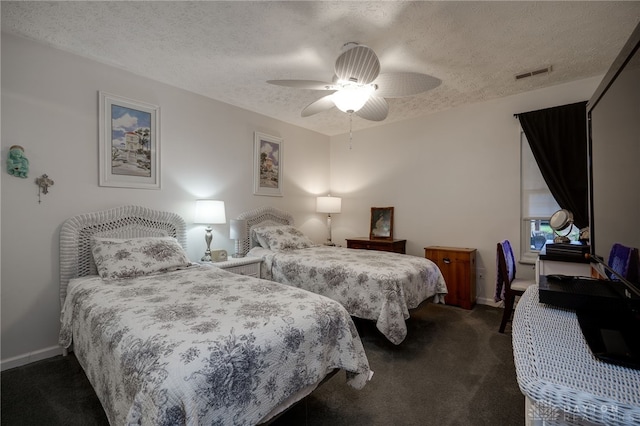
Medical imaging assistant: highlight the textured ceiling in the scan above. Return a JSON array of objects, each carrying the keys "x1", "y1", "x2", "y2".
[{"x1": 2, "y1": 1, "x2": 639, "y2": 136}]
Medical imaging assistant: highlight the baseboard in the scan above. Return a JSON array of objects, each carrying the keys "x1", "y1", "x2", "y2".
[
  {"x1": 1, "y1": 345, "x2": 63, "y2": 372},
  {"x1": 476, "y1": 296, "x2": 503, "y2": 308}
]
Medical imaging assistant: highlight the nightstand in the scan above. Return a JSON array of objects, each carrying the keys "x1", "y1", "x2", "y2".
[
  {"x1": 210, "y1": 257, "x2": 262, "y2": 278},
  {"x1": 345, "y1": 238, "x2": 407, "y2": 254},
  {"x1": 424, "y1": 246, "x2": 477, "y2": 309}
]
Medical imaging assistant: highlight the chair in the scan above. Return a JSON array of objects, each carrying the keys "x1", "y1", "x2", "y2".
[
  {"x1": 496, "y1": 240, "x2": 536, "y2": 333},
  {"x1": 607, "y1": 243, "x2": 634, "y2": 281}
]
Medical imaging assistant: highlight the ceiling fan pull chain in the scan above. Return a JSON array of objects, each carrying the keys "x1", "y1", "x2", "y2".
[{"x1": 349, "y1": 113, "x2": 353, "y2": 150}]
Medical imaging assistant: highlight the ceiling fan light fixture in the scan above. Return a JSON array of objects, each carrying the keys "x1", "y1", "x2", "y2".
[
  {"x1": 267, "y1": 42, "x2": 439, "y2": 122},
  {"x1": 332, "y1": 83, "x2": 375, "y2": 113}
]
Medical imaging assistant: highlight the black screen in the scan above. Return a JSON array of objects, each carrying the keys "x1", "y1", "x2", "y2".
[{"x1": 587, "y1": 23, "x2": 640, "y2": 288}]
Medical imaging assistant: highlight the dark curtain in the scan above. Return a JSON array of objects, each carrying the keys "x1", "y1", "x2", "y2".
[{"x1": 518, "y1": 101, "x2": 588, "y2": 229}]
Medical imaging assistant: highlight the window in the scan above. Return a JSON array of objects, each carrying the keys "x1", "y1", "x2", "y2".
[{"x1": 520, "y1": 131, "x2": 578, "y2": 263}]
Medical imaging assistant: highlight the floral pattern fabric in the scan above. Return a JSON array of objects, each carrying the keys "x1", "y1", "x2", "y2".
[
  {"x1": 91, "y1": 236, "x2": 192, "y2": 280},
  {"x1": 248, "y1": 246, "x2": 448, "y2": 345},
  {"x1": 59, "y1": 265, "x2": 371, "y2": 425},
  {"x1": 252, "y1": 225, "x2": 317, "y2": 251}
]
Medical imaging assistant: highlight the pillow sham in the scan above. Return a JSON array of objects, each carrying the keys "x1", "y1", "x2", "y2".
[
  {"x1": 252, "y1": 225, "x2": 316, "y2": 251},
  {"x1": 91, "y1": 236, "x2": 191, "y2": 280}
]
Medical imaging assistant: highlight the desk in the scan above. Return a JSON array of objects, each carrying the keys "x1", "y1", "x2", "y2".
[
  {"x1": 536, "y1": 256, "x2": 592, "y2": 285},
  {"x1": 512, "y1": 286, "x2": 640, "y2": 425}
]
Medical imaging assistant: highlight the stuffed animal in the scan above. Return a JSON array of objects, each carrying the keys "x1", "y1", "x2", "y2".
[{"x1": 6, "y1": 145, "x2": 29, "y2": 178}]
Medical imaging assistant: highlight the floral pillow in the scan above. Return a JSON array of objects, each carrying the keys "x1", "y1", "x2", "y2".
[
  {"x1": 252, "y1": 225, "x2": 316, "y2": 251},
  {"x1": 91, "y1": 236, "x2": 191, "y2": 280}
]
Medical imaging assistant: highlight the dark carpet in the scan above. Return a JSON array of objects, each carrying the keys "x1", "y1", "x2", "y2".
[{"x1": 1, "y1": 303, "x2": 524, "y2": 425}]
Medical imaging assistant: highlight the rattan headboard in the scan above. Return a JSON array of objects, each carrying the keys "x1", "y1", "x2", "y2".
[
  {"x1": 236, "y1": 206, "x2": 294, "y2": 256},
  {"x1": 59, "y1": 205, "x2": 187, "y2": 307}
]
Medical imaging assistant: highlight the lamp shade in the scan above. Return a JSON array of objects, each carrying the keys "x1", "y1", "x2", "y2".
[
  {"x1": 194, "y1": 200, "x2": 226, "y2": 224},
  {"x1": 316, "y1": 196, "x2": 342, "y2": 214},
  {"x1": 229, "y1": 219, "x2": 247, "y2": 240}
]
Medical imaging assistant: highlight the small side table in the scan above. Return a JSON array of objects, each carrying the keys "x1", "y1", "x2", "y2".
[
  {"x1": 424, "y1": 246, "x2": 477, "y2": 309},
  {"x1": 345, "y1": 237, "x2": 407, "y2": 254},
  {"x1": 210, "y1": 257, "x2": 262, "y2": 278}
]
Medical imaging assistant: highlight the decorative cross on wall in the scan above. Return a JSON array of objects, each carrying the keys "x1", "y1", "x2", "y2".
[{"x1": 35, "y1": 174, "x2": 54, "y2": 203}]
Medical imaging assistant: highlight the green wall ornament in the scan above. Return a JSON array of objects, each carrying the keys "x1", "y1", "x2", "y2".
[{"x1": 6, "y1": 145, "x2": 29, "y2": 178}]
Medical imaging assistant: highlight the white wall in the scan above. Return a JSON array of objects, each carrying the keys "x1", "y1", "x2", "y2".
[
  {"x1": 1, "y1": 34, "x2": 331, "y2": 369},
  {"x1": 328, "y1": 76, "x2": 601, "y2": 305},
  {"x1": 1, "y1": 32, "x2": 603, "y2": 370}
]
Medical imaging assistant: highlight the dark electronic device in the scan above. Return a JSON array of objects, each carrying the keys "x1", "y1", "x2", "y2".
[{"x1": 587, "y1": 22, "x2": 640, "y2": 294}]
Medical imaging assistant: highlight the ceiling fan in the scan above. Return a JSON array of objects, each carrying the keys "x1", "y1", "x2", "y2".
[{"x1": 268, "y1": 42, "x2": 441, "y2": 122}]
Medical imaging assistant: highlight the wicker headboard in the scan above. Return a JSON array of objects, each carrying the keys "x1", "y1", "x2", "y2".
[
  {"x1": 236, "y1": 206, "x2": 294, "y2": 256},
  {"x1": 59, "y1": 205, "x2": 187, "y2": 308}
]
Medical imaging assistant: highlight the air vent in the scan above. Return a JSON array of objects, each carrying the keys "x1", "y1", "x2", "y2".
[{"x1": 515, "y1": 66, "x2": 553, "y2": 80}]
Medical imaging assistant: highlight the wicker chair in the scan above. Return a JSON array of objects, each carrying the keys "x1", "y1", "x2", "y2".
[{"x1": 497, "y1": 240, "x2": 535, "y2": 333}]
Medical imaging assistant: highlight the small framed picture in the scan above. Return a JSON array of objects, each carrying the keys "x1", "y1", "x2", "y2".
[
  {"x1": 253, "y1": 131, "x2": 283, "y2": 197},
  {"x1": 98, "y1": 91, "x2": 160, "y2": 189},
  {"x1": 370, "y1": 207, "x2": 394, "y2": 240}
]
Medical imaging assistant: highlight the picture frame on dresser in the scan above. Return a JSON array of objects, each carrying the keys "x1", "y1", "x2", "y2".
[
  {"x1": 253, "y1": 131, "x2": 283, "y2": 197},
  {"x1": 98, "y1": 91, "x2": 160, "y2": 189},
  {"x1": 370, "y1": 207, "x2": 394, "y2": 240}
]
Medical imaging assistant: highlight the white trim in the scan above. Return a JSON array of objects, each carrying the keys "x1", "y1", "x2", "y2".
[
  {"x1": 476, "y1": 296, "x2": 503, "y2": 307},
  {"x1": 1, "y1": 345, "x2": 63, "y2": 371}
]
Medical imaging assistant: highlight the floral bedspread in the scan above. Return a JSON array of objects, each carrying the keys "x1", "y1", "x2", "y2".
[
  {"x1": 248, "y1": 246, "x2": 448, "y2": 345},
  {"x1": 59, "y1": 265, "x2": 371, "y2": 425}
]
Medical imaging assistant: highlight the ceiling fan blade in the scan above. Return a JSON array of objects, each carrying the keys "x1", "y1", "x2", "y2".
[
  {"x1": 267, "y1": 80, "x2": 335, "y2": 90},
  {"x1": 356, "y1": 96, "x2": 388, "y2": 121},
  {"x1": 373, "y1": 72, "x2": 441, "y2": 98},
  {"x1": 334, "y1": 45, "x2": 380, "y2": 85},
  {"x1": 301, "y1": 94, "x2": 336, "y2": 117}
]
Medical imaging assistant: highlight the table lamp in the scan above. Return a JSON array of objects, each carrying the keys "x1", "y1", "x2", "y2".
[
  {"x1": 194, "y1": 200, "x2": 226, "y2": 261},
  {"x1": 316, "y1": 195, "x2": 342, "y2": 246},
  {"x1": 229, "y1": 219, "x2": 247, "y2": 258}
]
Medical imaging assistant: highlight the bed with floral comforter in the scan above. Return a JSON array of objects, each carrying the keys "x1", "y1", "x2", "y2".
[
  {"x1": 248, "y1": 231, "x2": 447, "y2": 345},
  {"x1": 58, "y1": 206, "x2": 371, "y2": 426},
  {"x1": 59, "y1": 264, "x2": 371, "y2": 425}
]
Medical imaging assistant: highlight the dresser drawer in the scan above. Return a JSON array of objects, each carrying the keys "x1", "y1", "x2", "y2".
[
  {"x1": 212, "y1": 258, "x2": 262, "y2": 278},
  {"x1": 223, "y1": 263, "x2": 260, "y2": 277},
  {"x1": 346, "y1": 238, "x2": 406, "y2": 254}
]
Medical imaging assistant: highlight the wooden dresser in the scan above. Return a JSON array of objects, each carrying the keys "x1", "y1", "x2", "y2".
[
  {"x1": 424, "y1": 246, "x2": 477, "y2": 309},
  {"x1": 346, "y1": 238, "x2": 406, "y2": 254}
]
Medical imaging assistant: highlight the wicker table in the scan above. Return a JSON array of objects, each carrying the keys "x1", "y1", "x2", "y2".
[{"x1": 512, "y1": 286, "x2": 640, "y2": 426}]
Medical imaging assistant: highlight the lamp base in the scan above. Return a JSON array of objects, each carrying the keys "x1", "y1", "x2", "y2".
[
  {"x1": 553, "y1": 236, "x2": 571, "y2": 244},
  {"x1": 324, "y1": 240, "x2": 336, "y2": 246},
  {"x1": 202, "y1": 227, "x2": 213, "y2": 262}
]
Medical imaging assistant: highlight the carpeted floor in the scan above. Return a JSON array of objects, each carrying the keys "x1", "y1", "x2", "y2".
[{"x1": 1, "y1": 303, "x2": 524, "y2": 425}]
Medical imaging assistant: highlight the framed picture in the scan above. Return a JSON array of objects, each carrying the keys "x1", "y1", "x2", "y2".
[
  {"x1": 253, "y1": 132, "x2": 283, "y2": 196},
  {"x1": 98, "y1": 91, "x2": 160, "y2": 189},
  {"x1": 370, "y1": 207, "x2": 394, "y2": 240}
]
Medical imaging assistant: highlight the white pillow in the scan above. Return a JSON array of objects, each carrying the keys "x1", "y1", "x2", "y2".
[
  {"x1": 91, "y1": 236, "x2": 191, "y2": 280},
  {"x1": 252, "y1": 225, "x2": 315, "y2": 251}
]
